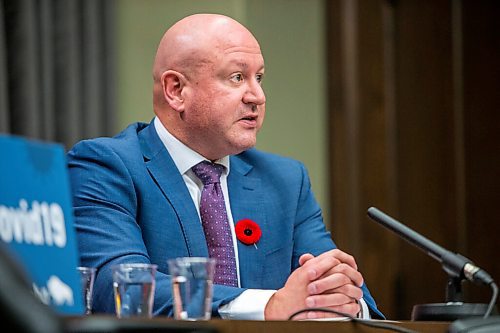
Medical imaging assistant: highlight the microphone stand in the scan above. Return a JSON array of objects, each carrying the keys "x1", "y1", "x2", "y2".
[{"x1": 411, "y1": 277, "x2": 493, "y2": 321}]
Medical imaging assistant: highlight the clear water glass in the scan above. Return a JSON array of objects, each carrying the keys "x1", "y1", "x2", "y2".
[
  {"x1": 167, "y1": 257, "x2": 215, "y2": 320},
  {"x1": 112, "y1": 263, "x2": 157, "y2": 318},
  {"x1": 76, "y1": 266, "x2": 96, "y2": 315}
]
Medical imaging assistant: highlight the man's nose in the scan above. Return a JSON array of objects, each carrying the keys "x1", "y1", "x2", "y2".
[{"x1": 243, "y1": 80, "x2": 266, "y2": 106}]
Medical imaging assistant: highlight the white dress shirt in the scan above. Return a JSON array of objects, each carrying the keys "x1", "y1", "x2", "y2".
[
  {"x1": 154, "y1": 117, "x2": 274, "y2": 319},
  {"x1": 153, "y1": 117, "x2": 370, "y2": 320}
]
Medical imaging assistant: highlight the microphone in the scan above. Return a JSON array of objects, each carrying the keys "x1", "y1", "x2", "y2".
[
  {"x1": 366, "y1": 207, "x2": 493, "y2": 285},
  {"x1": 367, "y1": 207, "x2": 498, "y2": 321}
]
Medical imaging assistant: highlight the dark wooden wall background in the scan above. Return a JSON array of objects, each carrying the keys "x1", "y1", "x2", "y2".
[{"x1": 326, "y1": 0, "x2": 499, "y2": 319}]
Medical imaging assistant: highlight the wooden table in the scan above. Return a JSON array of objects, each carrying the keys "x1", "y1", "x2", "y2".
[{"x1": 64, "y1": 316, "x2": 451, "y2": 333}]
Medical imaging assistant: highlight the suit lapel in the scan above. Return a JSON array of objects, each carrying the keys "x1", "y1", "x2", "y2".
[
  {"x1": 138, "y1": 123, "x2": 267, "y2": 286},
  {"x1": 228, "y1": 155, "x2": 267, "y2": 289},
  {"x1": 138, "y1": 122, "x2": 208, "y2": 257}
]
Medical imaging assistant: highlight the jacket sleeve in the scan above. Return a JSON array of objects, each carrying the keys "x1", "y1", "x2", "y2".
[
  {"x1": 290, "y1": 162, "x2": 385, "y2": 319},
  {"x1": 67, "y1": 140, "x2": 244, "y2": 316}
]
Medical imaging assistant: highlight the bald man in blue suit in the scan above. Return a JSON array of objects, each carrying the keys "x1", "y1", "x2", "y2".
[{"x1": 68, "y1": 14, "x2": 383, "y2": 320}]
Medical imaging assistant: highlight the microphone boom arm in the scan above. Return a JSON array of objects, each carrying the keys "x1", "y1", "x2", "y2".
[
  {"x1": 366, "y1": 207, "x2": 493, "y2": 285},
  {"x1": 367, "y1": 207, "x2": 498, "y2": 319}
]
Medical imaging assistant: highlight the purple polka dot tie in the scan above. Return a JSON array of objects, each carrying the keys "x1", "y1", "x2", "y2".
[{"x1": 192, "y1": 161, "x2": 238, "y2": 287}]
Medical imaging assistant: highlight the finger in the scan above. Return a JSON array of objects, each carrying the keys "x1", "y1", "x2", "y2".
[
  {"x1": 323, "y1": 283, "x2": 363, "y2": 301},
  {"x1": 299, "y1": 253, "x2": 315, "y2": 266},
  {"x1": 306, "y1": 301, "x2": 361, "y2": 319},
  {"x1": 305, "y1": 292, "x2": 353, "y2": 308},
  {"x1": 329, "y1": 249, "x2": 358, "y2": 270},
  {"x1": 289, "y1": 310, "x2": 308, "y2": 320},
  {"x1": 330, "y1": 302, "x2": 361, "y2": 318},
  {"x1": 302, "y1": 255, "x2": 342, "y2": 281},
  {"x1": 308, "y1": 272, "x2": 350, "y2": 294},
  {"x1": 304, "y1": 309, "x2": 347, "y2": 319},
  {"x1": 317, "y1": 263, "x2": 364, "y2": 288}
]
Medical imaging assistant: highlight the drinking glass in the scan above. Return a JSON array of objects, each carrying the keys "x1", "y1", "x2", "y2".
[
  {"x1": 112, "y1": 263, "x2": 157, "y2": 318},
  {"x1": 76, "y1": 266, "x2": 96, "y2": 315},
  {"x1": 167, "y1": 257, "x2": 215, "y2": 320}
]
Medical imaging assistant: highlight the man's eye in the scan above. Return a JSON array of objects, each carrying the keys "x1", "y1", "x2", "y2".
[
  {"x1": 256, "y1": 74, "x2": 264, "y2": 84},
  {"x1": 230, "y1": 74, "x2": 243, "y2": 82}
]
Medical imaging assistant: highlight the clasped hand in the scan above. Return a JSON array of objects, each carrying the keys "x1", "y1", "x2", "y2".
[{"x1": 264, "y1": 249, "x2": 364, "y2": 320}]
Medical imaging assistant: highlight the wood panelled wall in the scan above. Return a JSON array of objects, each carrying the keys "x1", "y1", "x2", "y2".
[{"x1": 326, "y1": 0, "x2": 499, "y2": 319}]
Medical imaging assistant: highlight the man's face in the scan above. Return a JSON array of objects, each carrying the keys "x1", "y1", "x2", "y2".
[{"x1": 181, "y1": 37, "x2": 266, "y2": 160}]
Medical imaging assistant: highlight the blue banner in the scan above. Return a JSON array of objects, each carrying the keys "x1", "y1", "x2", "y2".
[{"x1": 0, "y1": 134, "x2": 84, "y2": 314}]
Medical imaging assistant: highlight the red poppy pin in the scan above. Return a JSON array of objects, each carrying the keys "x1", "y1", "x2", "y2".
[{"x1": 235, "y1": 219, "x2": 262, "y2": 249}]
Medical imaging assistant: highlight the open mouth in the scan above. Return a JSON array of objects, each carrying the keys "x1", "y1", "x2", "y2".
[
  {"x1": 240, "y1": 115, "x2": 257, "y2": 121},
  {"x1": 238, "y1": 115, "x2": 258, "y2": 128}
]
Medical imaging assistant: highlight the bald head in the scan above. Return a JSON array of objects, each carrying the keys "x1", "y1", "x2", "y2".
[
  {"x1": 152, "y1": 14, "x2": 266, "y2": 160},
  {"x1": 153, "y1": 14, "x2": 261, "y2": 82}
]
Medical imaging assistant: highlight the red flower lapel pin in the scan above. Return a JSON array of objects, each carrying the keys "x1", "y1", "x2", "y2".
[{"x1": 235, "y1": 219, "x2": 262, "y2": 249}]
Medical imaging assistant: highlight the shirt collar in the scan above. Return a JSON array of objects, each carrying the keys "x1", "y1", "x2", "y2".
[{"x1": 153, "y1": 117, "x2": 230, "y2": 175}]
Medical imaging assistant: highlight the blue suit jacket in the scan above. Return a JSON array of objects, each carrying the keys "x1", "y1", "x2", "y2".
[{"x1": 67, "y1": 121, "x2": 383, "y2": 318}]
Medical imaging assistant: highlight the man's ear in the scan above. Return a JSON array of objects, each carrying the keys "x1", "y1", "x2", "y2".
[{"x1": 161, "y1": 70, "x2": 187, "y2": 112}]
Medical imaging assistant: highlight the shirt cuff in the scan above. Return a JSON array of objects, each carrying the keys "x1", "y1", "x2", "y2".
[
  {"x1": 358, "y1": 298, "x2": 371, "y2": 319},
  {"x1": 219, "y1": 289, "x2": 277, "y2": 320}
]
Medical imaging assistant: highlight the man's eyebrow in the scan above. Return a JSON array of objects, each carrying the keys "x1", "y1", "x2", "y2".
[
  {"x1": 228, "y1": 60, "x2": 248, "y2": 69},
  {"x1": 228, "y1": 60, "x2": 265, "y2": 72}
]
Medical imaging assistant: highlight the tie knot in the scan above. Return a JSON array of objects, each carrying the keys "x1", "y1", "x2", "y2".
[{"x1": 191, "y1": 161, "x2": 224, "y2": 185}]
